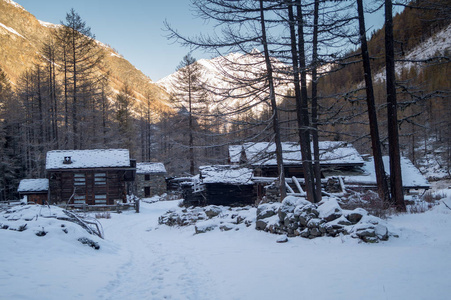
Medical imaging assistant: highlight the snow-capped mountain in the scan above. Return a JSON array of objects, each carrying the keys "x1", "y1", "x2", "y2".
[{"x1": 157, "y1": 51, "x2": 296, "y2": 117}]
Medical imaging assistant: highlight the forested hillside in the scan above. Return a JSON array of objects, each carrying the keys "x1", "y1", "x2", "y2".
[{"x1": 316, "y1": 0, "x2": 450, "y2": 180}]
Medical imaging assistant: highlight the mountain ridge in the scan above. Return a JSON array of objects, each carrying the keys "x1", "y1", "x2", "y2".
[{"x1": 0, "y1": 0, "x2": 170, "y2": 115}]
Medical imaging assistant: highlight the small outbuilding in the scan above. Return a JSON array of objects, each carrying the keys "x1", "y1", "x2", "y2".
[
  {"x1": 135, "y1": 162, "x2": 167, "y2": 198},
  {"x1": 17, "y1": 179, "x2": 49, "y2": 204},
  {"x1": 195, "y1": 165, "x2": 256, "y2": 206}
]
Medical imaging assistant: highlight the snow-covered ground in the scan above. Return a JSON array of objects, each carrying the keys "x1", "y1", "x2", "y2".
[{"x1": 1, "y1": 192, "x2": 451, "y2": 300}]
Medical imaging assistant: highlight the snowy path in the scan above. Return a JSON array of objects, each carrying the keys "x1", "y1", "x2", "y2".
[
  {"x1": 97, "y1": 203, "x2": 214, "y2": 300},
  {"x1": 1, "y1": 198, "x2": 451, "y2": 299}
]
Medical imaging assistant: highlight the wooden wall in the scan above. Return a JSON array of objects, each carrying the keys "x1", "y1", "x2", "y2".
[
  {"x1": 48, "y1": 169, "x2": 127, "y2": 205},
  {"x1": 204, "y1": 183, "x2": 255, "y2": 206}
]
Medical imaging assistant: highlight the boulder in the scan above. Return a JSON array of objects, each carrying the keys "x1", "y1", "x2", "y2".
[
  {"x1": 276, "y1": 235, "x2": 289, "y2": 243},
  {"x1": 220, "y1": 224, "x2": 234, "y2": 231},
  {"x1": 300, "y1": 228, "x2": 310, "y2": 238},
  {"x1": 257, "y1": 203, "x2": 280, "y2": 220},
  {"x1": 194, "y1": 221, "x2": 218, "y2": 234},
  {"x1": 205, "y1": 206, "x2": 222, "y2": 219},
  {"x1": 345, "y1": 208, "x2": 368, "y2": 224},
  {"x1": 309, "y1": 227, "x2": 322, "y2": 238},
  {"x1": 323, "y1": 223, "x2": 346, "y2": 237},
  {"x1": 255, "y1": 219, "x2": 268, "y2": 231},
  {"x1": 279, "y1": 196, "x2": 309, "y2": 221},
  {"x1": 375, "y1": 224, "x2": 389, "y2": 241},
  {"x1": 355, "y1": 225, "x2": 377, "y2": 242},
  {"x1": 317, "y1": 197, "x2": 343, "y2": 222},
  {"x1": 295, "y1": 204, "x2": 319, "y2": 227},
  {"x1": 307, "y1": 218, "x2": 324, "y2": 229}
]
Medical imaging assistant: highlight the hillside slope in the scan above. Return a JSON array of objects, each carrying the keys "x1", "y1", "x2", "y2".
[{"x1": 0, "y1": 0, "x2": 170, "y2": 115}]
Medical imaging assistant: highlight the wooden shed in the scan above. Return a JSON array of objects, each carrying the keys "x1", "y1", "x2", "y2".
[
  {"x1": 46, "y1": 149, "x2": 136, "y2": 206},
  {"x1": 197, "y1": 165, "x2": 256, "y2": 206},
  {"x1": 17, "y1": 179, "x2": 49, "y2": 204}
]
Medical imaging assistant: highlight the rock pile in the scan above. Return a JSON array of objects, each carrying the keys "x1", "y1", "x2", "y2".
[
  {"x1": 158, "y1": 205, "x2": 255, "y2": 234},
  {"x1": 256, "y1": 196, "x2": 391, "y2": 243}
]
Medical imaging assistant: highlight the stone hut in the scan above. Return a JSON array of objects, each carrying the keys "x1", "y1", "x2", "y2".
[{"x1": 135, "y1": 162, "x2": 167, "y2": 198}]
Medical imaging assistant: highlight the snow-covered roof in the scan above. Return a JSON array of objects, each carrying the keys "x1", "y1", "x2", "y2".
[
  {"x1": 229, "y1": 141, "x2": 364, "y2": 166},
  {"x1": 344, "y1": 156, "x2": 430, "y2": 189},
  {"x1": 228, "y1": 145, "x2": 243, "y2": 163},
  {"x1": 200, "y1": 165, "x2": 254, "y2": 185},
  {"x1": 46, "y1": 149, "x2": 131, "y2": 170},
  {"x1": 136, "y1": 162, "x2": 166, "y2": 174},
  {"x1": 17, "y1": 179, "x2": 49, "y2": 193}
]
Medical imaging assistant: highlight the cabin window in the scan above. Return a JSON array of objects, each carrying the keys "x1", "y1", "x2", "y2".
[
  {"x1": 94, "y1": 194, "x2": 107, "y2": 205},
  {"x1": 145, "y1": 174, "x2": 150, "y2": 181},
  {"x1": 73, "y1": 194, "x2": 86, "y2": 204},
  {"x1": 94, "y1": 173, "x2": 107, "y2": 185},
  {"x1": 74, "y1": 173, "x2": 86, "y2": 186}
]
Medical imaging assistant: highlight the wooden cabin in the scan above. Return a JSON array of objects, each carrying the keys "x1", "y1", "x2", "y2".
[
  {"x1": 17, "y1": 179, "x2": 49, "y2": 204},
  {"x1": 46, "y1": 149, "x2": 136, "y2": 206},
  {"x1": 229, "y1": 141, "x2": 365, "y2": 178},
  {"x1": 135, "y1": 162, "x2": 167, "y2": 198},
  {"x1": 228, "y1": 142, "x2": 429, "y2": 198}
]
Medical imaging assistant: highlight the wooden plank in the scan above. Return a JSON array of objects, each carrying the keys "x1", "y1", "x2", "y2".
[
  {"x1": 292, "y1": 176, "x2": 304, "y2": 194},
  {"x1": 285, "y1": 182, "x2": 295, "y2": 194}
]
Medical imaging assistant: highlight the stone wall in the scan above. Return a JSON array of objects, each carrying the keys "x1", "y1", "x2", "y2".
[
  {"x1": 135, "y1": 174, "x2": 167, "y2": 198},
  {"x1": 256, "y1": 196, "x2": 392, "y2": 243}
]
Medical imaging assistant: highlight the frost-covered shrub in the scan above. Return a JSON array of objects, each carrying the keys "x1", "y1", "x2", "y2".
[
  {"x1": 422, "y1": 190, "x2": 446, "y2": 203},
  {"x1": 95, "y1": 212, "x2": 111, "y2": 219},
  {"x1": 340, "y1": 190, "x2": 391, "y2": 219},
  {"x1": 78, "y1": 237, "x2": 100, "y2": 250}
]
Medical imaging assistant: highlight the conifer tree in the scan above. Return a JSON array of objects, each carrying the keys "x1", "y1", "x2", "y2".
[
  {"x1": 116, "y1": 83, "x2": 137, "y2": 155},
  {"x1": 0, "y1": 68, "x2": 22, "y2": 200},
  {"x1": 55, "y1": 9, "x2": 104, "y2": 149},
  {"x1": 170, "y1": 54, "x2": 206, "y2": 175}
]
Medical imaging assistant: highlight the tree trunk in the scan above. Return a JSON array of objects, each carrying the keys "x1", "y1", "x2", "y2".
[
  {"x1": 189, "y1": 73, "x2": 195, "y2": 175},
  {"x1": 288, "y1": 0, "x2": 316, "y2": 203},
  {"x1": 259, "y1": 0, "x2": 287, "y2": 201},
  {"x1": 311, "y1": 0, "x2": 322, "y2": 202},
  {"x1": 357, "y1": 0, "x2": 391, "y2": 205},
  {"x1": 385, "y1": 0, "x2": 406, "y2": 212},
  {"x1": 72, "y1": 27, "x2": 78, "y2": 149}
]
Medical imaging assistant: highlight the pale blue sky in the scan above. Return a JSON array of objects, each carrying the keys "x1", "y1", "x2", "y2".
[
  {"x1": 15, "y1": 0, "x2": 394, "y2": 81},
  {"x1": 16, "y1": 0, "x2": 210, "y2": 81}
]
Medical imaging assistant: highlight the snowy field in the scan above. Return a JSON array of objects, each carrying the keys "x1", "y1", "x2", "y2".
[{"x1": 1, "y1": 193, "x2": 451, "y2": 300}]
